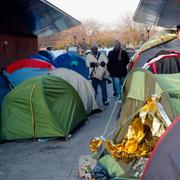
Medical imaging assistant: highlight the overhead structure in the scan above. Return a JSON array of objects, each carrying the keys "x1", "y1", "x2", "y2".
[
  {"x1": 0, "y1": 0, "x2": 80, "y2": 66},
  {"x1": 133, "y1": 0, "x2": 180, "y2": 28},
  {"x1": 0, "y1": 0, "x2": 80, "y2": 36}
]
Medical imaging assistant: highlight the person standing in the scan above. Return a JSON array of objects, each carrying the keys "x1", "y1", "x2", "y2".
[
  {"x1": 177, "y1": 24, "x2": 180, "y2": 40},
  {"x1": 86, "y1": 44, "x2": 109, "y2": 105},
  {"x1": 107, "y1": 40, "x2": 130, "y2": 99}
]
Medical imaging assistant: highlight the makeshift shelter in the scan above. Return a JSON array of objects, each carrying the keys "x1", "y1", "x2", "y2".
[
  {"x1": 92, "y1": 68, "x2": 180, "y2": 179},
  {"x1": 4, "y1": 68, "x2": 49, "y2": 87},
  {"x1": 143, "y1": 50, "x2": 180, "y2": 74},
  {"x1": 129, "y1": 30, "x2": 180, "y2": 70},
  {"x1": 38, "y1": 50, "x2": 55, "y2": 63},
  {"x1": 114, "y1": 68, "x2": 180, "y2": 143},
  {"x1": 29, "y1": 54, "x2": 51, "y2": 63},
  {"x1": 48, "y1": 68, "x2": 98, "y2": 114},
  {"x1": 4, "y1": 59, "x2": 54, "y2": 87},
  {"x1": 51, "y1": 50, "x2": 67, "y2": 57},
  {"x1": 1, "y1": 75, "x2": 86, "y2": 140},
  {"x1": 142, "y1": 115, "x2": 180, "y2": 180},
  {"x1": 0, "y1": 73, "x2": 10, "y2": 107},
  {"x1": 5, "y1": 59, "x2": 54, "y2": 73},
  {"x1": 53, "y1": 52, "x2": 89, "y2": 79}
]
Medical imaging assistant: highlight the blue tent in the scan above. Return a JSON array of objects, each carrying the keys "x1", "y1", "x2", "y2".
[
  {"x1": 29, "y1": 54, "x2": 52, "y2": 64},
  {"x1": 3, "y1": 68, "x2": 49, "y2": 87},
  {"x1": 38, "y1": 50, "x2": 55, "y2": 63},
  {"x1": 0, "y1": 73, "x2": 10, "y2": 106},
  {"x1": 53, "y1": 52, "x2": 89, "y2": 79}
]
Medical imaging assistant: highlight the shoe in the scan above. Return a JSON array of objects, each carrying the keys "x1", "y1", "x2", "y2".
[
  {"x1": 103, "y1": 101, "x2": 109, "y2": 105},
  {"x1": 113, "y1": 92, "x2": 117, "y2": 97}
]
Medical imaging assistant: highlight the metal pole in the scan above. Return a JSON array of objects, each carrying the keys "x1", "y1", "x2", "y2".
[
  {"x1": 147, "y1": 26, "x2": 151, "y2": 39},
  {"x1": 73, "y1": 35, "x2": 77, "y2": 46}
]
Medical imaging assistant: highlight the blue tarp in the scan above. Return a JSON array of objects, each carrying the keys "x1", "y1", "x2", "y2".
[
  {"x1": 53, "y1": 52, "x2": 89, "y2": 79},
  {"x1": 3, "y1": 68, "x2": 49, "y2": 87}
]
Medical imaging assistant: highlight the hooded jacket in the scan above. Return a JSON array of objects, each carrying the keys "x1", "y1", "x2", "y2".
[{"x1": 107, "y1": 49, "x2": 130, "y2": 77}]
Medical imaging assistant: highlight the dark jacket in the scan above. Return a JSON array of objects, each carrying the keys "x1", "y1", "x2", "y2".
[{"x1": 107, "y1": 49, "x2": 130, "y2": 77}]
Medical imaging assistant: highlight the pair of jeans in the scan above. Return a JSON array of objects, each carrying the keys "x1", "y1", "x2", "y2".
[
  {"x1": 91, "y1": 78, "x2": 107, "y2": 104},
  {"x1": 112, "y1": 77, "x2": 123, "y2": 99}
]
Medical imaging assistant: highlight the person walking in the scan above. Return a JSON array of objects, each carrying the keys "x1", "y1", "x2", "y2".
[
  {"x1": 86, "y1": 44, "x2": 109, "y2": 105},
  {"x1": 107, "y1": 40, "x2": 130, "y2": 99},
  {"x1": 177, "y1": 23, "x2": 180, "y2": 40}
]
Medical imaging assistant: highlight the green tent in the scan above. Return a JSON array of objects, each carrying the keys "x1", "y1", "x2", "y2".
[
  {"x1": 1, "y1": 75, "x2": 86, "y2": 140},
  {"x1": 114, "y1": 68, "x2": 180, "y2": 143},
  {"x1": 96, "y1": 68, "x2": 180, "y2": 179}
]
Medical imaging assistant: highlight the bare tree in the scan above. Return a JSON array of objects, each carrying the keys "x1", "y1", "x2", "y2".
[
  {"x1": 117, "y1": 14, "x2": 157, "y2": 48},
  {"x1": 38, "y1": 14, "x2": 157, "y2": 50}
]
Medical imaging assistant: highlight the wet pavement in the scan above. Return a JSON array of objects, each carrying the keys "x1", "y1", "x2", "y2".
[{"x1": 0, "y1": 84, "x2": 120, "y2": 180}]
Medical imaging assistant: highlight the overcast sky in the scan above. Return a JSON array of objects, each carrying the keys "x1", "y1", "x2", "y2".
[{"x1": 48, "y1": 0, "x2": 140, "y2": 25}]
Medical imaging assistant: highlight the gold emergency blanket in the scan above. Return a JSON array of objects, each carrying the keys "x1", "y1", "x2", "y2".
[
  {"x1": 105, "y1": 95, "x2": 166, "y2": 161},
  {"x1": 89, "y1": 137, "x2": 103, "y2": 153}
]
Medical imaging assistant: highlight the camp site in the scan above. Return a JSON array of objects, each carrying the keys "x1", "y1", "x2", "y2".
[{"x1": 0, "y1": 0, "x2": 180, "y2": 179}]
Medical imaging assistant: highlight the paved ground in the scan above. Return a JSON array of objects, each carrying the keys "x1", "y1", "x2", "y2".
[{"x1": 0, "y1": 84, "x2": 120, "y2": 180}]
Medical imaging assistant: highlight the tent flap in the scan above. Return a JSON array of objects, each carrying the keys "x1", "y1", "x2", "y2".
[{"x1": 127, "y1": 71, "x2": 145, "y2": 101}]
